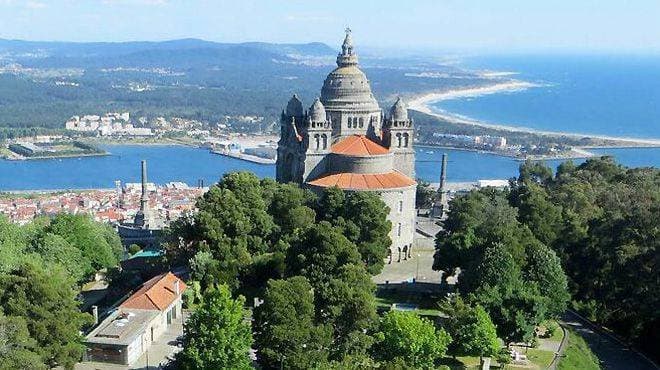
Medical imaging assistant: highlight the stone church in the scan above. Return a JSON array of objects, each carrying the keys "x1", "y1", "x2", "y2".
[{"x1": 276, "y1": 29, "x2": 416, "y2": 262}]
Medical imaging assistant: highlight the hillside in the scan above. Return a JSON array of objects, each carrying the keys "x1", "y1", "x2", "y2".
[{"x1": 0, "y1": 38, "x2": 487, "y2": 130}]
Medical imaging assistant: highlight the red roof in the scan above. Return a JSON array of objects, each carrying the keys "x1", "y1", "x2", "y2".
[
  {"x1": 307, "y1": 171, "x2": 416, "y2": 190},
  {"x1": 120, "y1": 272, "x2": 186, "y2": 311},
  {"x1": 331, "y1": 135, "x2": 389, "y2": 156}
]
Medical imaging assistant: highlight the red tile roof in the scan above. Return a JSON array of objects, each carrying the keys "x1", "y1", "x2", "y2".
[
  {"x1": 120, "y1": 272, "x2": 186, "y2": 311},
  {"x1": 331, "y1": 135, "x2": 389, "y2": 156},
  {"x1": 307, "y1": 171, "x2": 416, "y2": 190}
]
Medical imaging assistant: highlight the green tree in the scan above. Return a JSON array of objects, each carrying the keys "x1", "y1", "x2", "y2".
[
  {"x1": 433, "y1": 189, "x2": 534, "y2": 281},
  {"x1": 509, "y1": 180, "x2": 563, "y2": 245},
  {"x1": 470, "y1": 243, "x2": 549, "y2": 343},
  {"x1": 267, "y1": 182, "x2": 316, "y2": 241},
  {"x1": 517, "y1": 160, "x2": 553, "y2": 185},
  {"x1": 127, "y1": 244, "x2": 142, "y2": 255},
  {"x1": 189, "y1": 250, "x2": 221, "y2": 290},
  {"x1": 285, "y1": 221, "x2": 361, "y2": 285},
  {"x1": 316, "y1": 188, "x2": 392, "y2": 275},
  {"x1": 433, "y1": 187, "x2": 567, "y2": 343},
  {"x1": 30, "y1": 233, "x2": 90, "y2": 283},
  {"x1": 0, "y1": 215, "x2": 27, "y2": 273},
  {"x1": 253, "y1": 277, "x2": 332, "y2": 369},
  {"x1": 44, "y1": 214, "x2": 122, "y2": 273},
  {"x1": 176, "y1": 284, "x2": 253, "y2": 370},
  {"x1": 440, "y1": 296, "x2": 500, "y2": 361},
  {"x1": 0, "y1": 312, "x2": 45, "y2": 370},
  {"x1": 416, "y1": 180, "x2": 439, "y2": 209},
  {"x1": 0, "y1": 262, "x2": 92, "y2": 369},
  {"x1": 315, "y1": 264, "x2": 378, "y2": 358},
  {"x1": 543, "y1": 157, "x2": 659, "y2": 357},
  {"x1": 372, "y1": 310, "x2": 451, "y2": 369},
  {"x1": 523, "y1": 243, "x2": 570, "y2": 317},
  {"x1": 165, "y1": 172, "x2": 287, "y2": 290}
]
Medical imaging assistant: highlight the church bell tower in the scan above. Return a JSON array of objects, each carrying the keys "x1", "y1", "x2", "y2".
[{"x1": 383, "y1": 97, "x2": 415, "y2": 177}]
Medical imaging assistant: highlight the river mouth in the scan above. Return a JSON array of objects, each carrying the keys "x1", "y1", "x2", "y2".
[{"x1": 2, "y1": 144, "x2": 660, "y2": 191}]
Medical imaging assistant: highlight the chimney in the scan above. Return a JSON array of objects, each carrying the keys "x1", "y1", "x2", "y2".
[
  {"x1": 174, "y1": 279, "x2": 180, "y2": 296},
  {"x1": 92, "y1": 305, "x2": 99, "y2": 325},
  {"x1": 114, "y1": 180, "x2": 122, "y2": 209},
  {"x1": 140, "y1": 160, "x2": 147, "y2": 213},
  {"x1": 439, "y1": 153, "x2": 448, "y2": 206}
]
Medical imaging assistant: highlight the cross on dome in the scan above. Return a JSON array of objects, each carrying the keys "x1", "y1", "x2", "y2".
[
  {"x1": 341, "y1": 27, "x2": 354, "y2": 56},
  {"x1": 338, "y1": 28, "x2": 358, "y2": 67}
]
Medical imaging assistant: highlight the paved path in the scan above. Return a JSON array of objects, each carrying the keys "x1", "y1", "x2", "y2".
[
  {"x1": 373, "y1": 235, "x2": 442, "y2": 284},
  {"x1": 561, "y1": 310, "x2": 658, "y2": 370}
]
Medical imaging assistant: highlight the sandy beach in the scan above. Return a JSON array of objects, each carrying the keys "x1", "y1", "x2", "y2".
[{"x1": 408, "y1": 82, "x2": 660, "y2": 147}]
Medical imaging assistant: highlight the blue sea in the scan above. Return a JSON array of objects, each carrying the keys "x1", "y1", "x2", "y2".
[
  {"x1": 434, "y1": 54, "x2": 660, "y2": 139},
  {"x1": 1, "y1": 54, "x2": 660, "y2": 190}
]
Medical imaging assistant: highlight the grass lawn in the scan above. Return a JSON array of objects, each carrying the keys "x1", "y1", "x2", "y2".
[
  {"x1": 525, "y1": 348, "x2": 555, "y2": 368},
  {"x1": 439, "y1": 356, "x2": 481, "y2": 369},
  {"x1": 441, "y1": 347, "x2": 556, "y2": 369},
  {"x1": 374, "y1": 289, "x2": 444, "y2": 317},
  {"x1": 539, "y1": 320, "x2": 564, "y2": 342},
  {"x1": 557, "y1": 329, "x2": 601, "y2": 370}
]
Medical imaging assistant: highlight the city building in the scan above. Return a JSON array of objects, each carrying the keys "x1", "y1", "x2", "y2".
[
  {"x1": 65, "y1": 112, "x2": 153, "y2": 136},
  {"x1": 83, "y1": 272, "x2": 186, "y2": 366},
  {"x1": 276, "y1": 29, "x2": 416, "y2": 262}
]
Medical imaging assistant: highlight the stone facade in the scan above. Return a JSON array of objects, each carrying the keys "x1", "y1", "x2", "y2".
[{"x1": 276, "y1": 29, "x2": 417, "y2": 261}]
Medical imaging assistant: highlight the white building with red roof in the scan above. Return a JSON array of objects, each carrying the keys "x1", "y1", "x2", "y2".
[
  {"x1": 83, "y1": 272, "x2": 186, "y2": 365},
  {"x1": 276, "y1": 29, "x2": 416, "y2": 263}
]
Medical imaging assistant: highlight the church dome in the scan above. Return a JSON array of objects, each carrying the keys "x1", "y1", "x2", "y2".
[
  {"x1": 320, "y1": 29, "x2": 380, "y2": 113},
  {"x1": 389, "y1": 97, "x2": 408, "y2": 121},
  {"x1": 286, "y1": 94, "x2": 304, "y2": 117},
  {"x1": 309, "y1": 98, "x2": 326, "y2": 122}
]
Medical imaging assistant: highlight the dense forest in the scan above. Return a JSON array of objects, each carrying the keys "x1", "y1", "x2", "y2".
[
  {"x1": 0, "y1": 214, "x2": 123, "y2": 369},
  {"x1": 434, "y1": 157, "x2": 659, "y2": 362},
  {"x1": 155, "y1": 172, "x2": 576, "y2": 368},
  {"x1": 0, "y1": 170, "x2": 610, "y2": 368}
]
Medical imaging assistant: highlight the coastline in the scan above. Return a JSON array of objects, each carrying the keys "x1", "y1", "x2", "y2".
[
  {"x1": 3, "y1": 151, "x2": 109, "y2": 161},
  {"x1": 416, "y1": 144, "x2": 596, "y2": 161},
  {"x1": 407, "y1": 82, "x2": 660, "y2": 147}
]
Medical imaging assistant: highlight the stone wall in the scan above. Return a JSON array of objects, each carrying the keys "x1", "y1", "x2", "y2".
[
  {"x1": 329, "y1": 152, "x2": 393, "y2": 174},
  {"x1": 392, "y1": 150, "x2": 416, "y2": 178},
  {"x1": 379, "y1": 185, "x2": 416, "y2": 261}
]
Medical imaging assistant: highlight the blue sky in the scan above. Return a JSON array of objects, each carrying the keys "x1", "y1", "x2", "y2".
[{"x1": 1, "y1": 0, "x2": 659, "y2": 52}]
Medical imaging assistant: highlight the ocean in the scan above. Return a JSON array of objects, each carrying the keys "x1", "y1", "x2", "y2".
[{"x1": 434, "y1": 54, "x2": 660, "y2": 139}]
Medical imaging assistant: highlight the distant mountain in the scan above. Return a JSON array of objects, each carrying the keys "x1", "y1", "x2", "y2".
[
  {"x1": 0, "y1": 38, "x2": 336, "y2": 60},
  {"x1": 0, "y1": 37, "x2": 474, "y2": 131}
]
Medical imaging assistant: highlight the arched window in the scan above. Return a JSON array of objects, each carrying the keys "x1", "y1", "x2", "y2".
[
  {"x1": 348, "y1": 117, "x2": 353, "y2": 128},
  {"x1": 396, "y1": 133, "x2": 402, "y2": 148},
  {"x1": 321, "y1": 134, "x2": 328, "y2": 149},
  {"x1": 359, "y1": 117, "x2": 364, "y2": 128},
  {"x1": 314, "y1": 134, "x2": 320, "y2": 150},
  {"x1": 397, "y1": 223, "x2": 402, "y2": 236},
  {"x1": 403, "y1": 133, "x2": 409, "y2": 147}
]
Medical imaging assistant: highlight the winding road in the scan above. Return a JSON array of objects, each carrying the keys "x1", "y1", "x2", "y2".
[{"x1": 559, "y1": 310, "x2": 658, "y2": 370}]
